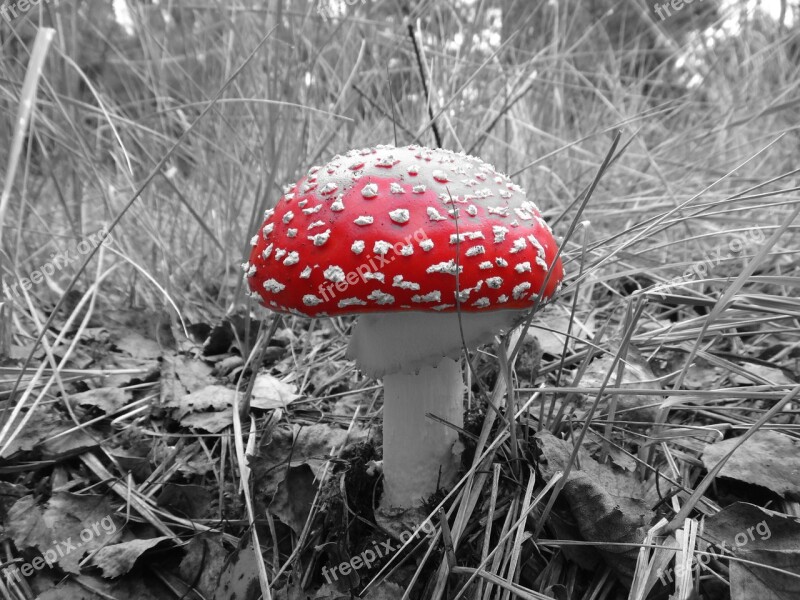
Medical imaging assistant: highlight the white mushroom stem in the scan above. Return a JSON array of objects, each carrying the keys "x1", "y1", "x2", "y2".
[
  {"x1": 381, "y1": 357, "x2": 464, "y2": 507},
  {"x1": 347, "y1": 311, "x2": 526, "y2": 509}
]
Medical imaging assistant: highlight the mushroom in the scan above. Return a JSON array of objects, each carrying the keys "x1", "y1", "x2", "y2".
[{"x1": 244, "y1": 145, "x2": 563, "y2": 509}]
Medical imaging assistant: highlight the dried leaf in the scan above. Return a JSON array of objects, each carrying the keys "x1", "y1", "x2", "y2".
[
  {"x1": 69, "y1": 388, "x2": 130, "y2": 414},
  {"x1": 34, "y1": 575, "x2": 163, "y2": 600},
  {"x1": 212, "y1": 541, "x2": 260, "y2": 600},
  {"x1": 268, "y1": 465, "x2": 317, "y2": 536},
  {"x1": 6, "y1": 493, "x2": 122, "y2": 574},
  {"x1": 579, "y1": 347, "x2": 661, "y2": 423},
  {"x1": 535, "y1": 431, "x2": 657, "y2": 584},
  {"x1": 682, "y1": 362, "x2": 724, "y2": 390},
  {"x1": 250, "y1": 373, "x2": 300, "y2": 410},
  {"x1": 0, "y1": 481, "x2": 28, "y2": 521},
  {"x1": 274, "y1": 582, "x2": 342, "y2": 599},
  {"x1": 729, "y1": 363, "x2": 796, "y2": 386},
  {"x1": 704, "y1": 502, "x2": 800, "y2": 600},
  {"x1": 92, "y1": 536, "x2": 173, "y2": 578},
  {"x1": 114, "y1": 330, "x2": 162, "y2": 360},
  {"x1": 252, "y1": 423, "x2": 369, "y2": 497},
  {"x1": 173, "y1": 355, "x2": 215, "y2": 392},
  {"x1": 156, "y1": 484, "x2": 213, "y2": 519},
  {"x1": 584, "y1": 431, "x2": 636, "y2": 471},
  {"x1": 166, "y1": 384, "x2": 235, "y2": 419},
  {"x1": 159, "y1": 354, "x2": 215, "y2": 409},
  {"x1": 701, "y1": 430, "x2": 800, "y2": 498},
  {"x1": 2, "y1": 410, "x2": 95, "y2": 459},
  {"x1": 164, "y1": 385, "x2": 238, "y2": 432},
  {"x1": 179, "y1": 533, "x2": 229, "y2": 599},
  {"x1": 179, "y1": 409, "x2": 235, "y2": 433},
  {"x1": 527, "y1": 311, "x2": 592, "y2": 355}
]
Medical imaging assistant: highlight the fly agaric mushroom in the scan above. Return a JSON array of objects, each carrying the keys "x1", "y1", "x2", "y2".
[{"x1": 244, "y1": 145, "x2": 563, "y2": 509}]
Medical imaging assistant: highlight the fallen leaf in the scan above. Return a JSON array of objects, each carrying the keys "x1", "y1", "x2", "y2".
[
  {"x1": 179, "y1": 409, "x2": 235, "y2": 433},
  {"x1": 682, "y1": 362, "x2": 724, "y2": 390},
  {"x1": 151, "y1": 441, "x2": 215, "y2": 476},
  {"x1": 34, "y1": 575, "x2": 164, "y2": 600},
  {"x1": 268, "y1": 465, "x2": 317, "y2": 536},
  {"x1": 156, "y1": 484, "x2": 213, "y2": 519},
  {"x1": 527, "y1": 311, "x2": 592, "y2": 355},
  {"x1": 163, "y1": 384, "x2": 240, "y2": 432},
  {"x1": 578, "y1": 346, "x2": 662, "y2": 423},
  {"x1": 274, "y1": 582, "x2": 341, "y2": 599},
  {"x1": 701, "y1": 430, "x2": 800, "y2": 498},
  {"x1": 114, "y1": 330, "x2": 162, "y2": 360},
  {"x1": 213, "y1": 541, "x2": 260, "y2": 600},
  {"x1": 158, "y1": 354, "x2": 216, "y2": 409},
  {"x1": 92, "y1": 537, "x2": 173, "y2": 578},
  {"x1": 173, "y1": 355, "x2": 215, "y2": 392},
  {"x1": 251, "y1": 423, "x2": 369, "y2": 497},
  {"x1": 179, "y1": 533, "x2": 229, "y2": 599},
  {"x1": 69, "y1": 388, "x2": 130, "y2": 414},
  {"x1": 166, "y1": 385, "x2": 235, "y2": 419},
  {"x1": 366, "y1": 581, "x2": 407, "y2": 599},
  {"x1": 112, "y1": 453, "x2": 152, "y2": 481},
  {"x1": 704, "y1": 502, "x2": 800, "y2": 600},
  {"x1": 729, "y1": 363, "x2": 796, "y2": 386},
  {"x1": 584, "y1": 431, "x2": 636, "y2": 471},
  {"x1": 1, "y1": 410, "x2": 97, "y2": 459},
  {"x1": 6, "y1": 493, "x2": 122, "y2": 574},
  {"x1": 0, "y1": 481, "x2": 28, "y2": 521},
  {"x1": 98, "y1": 354, "x2": 159, "y2": 389},
  {"x1": 534, "y1": 431, "x2": 657, "y2": 584},
  {"x1": 251, "y1": 373, "x2": 300, "y2": 410}
]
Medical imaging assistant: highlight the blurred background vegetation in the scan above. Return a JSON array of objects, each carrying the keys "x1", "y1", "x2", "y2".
[{"x1": 1, "y1": 0, "x2": 798, "y2": 323}]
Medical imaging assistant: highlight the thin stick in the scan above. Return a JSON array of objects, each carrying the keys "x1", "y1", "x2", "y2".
[{"x1": 407, "y1": 21, "x2": 441, "y2": 148}]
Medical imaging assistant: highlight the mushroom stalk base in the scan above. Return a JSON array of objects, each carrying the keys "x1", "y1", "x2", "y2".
[{"x1": 381, "y1": 357, "x2": 464, "y2": 508}]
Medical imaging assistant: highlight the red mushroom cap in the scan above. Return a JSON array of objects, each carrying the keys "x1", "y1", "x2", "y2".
[{"x1": 244, "y1": 145, "x2": 563, "y2": 317}]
